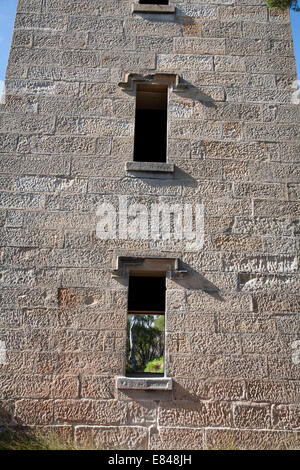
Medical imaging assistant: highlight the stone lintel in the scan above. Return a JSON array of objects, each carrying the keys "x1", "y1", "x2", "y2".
[
  {"x1": 111, "y1": 255, "x2": 187, "y2": 279},
  {"x1": 119, "y1": 73, "x2": 187, "y2": 92}
]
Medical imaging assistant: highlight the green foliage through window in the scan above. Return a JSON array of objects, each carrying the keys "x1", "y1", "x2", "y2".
[{"x1": 126, "y1": 314, "x2": 164, "y2": 374}]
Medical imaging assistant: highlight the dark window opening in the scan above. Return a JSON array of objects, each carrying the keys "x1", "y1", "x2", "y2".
[
  {"x1": 126, "y1": 275, "x2": 166, "y2": 376},
  {"x1": 139, "y1": 0, "x2": 169, "y2": 4},
  {"x1": 134, "y1": 84, "x2": 168, "y2": 163}
]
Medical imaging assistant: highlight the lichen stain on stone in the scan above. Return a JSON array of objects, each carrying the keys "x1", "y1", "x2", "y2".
[{"x1": 58, "y1": 288, "x2": 77, "y2": 307}]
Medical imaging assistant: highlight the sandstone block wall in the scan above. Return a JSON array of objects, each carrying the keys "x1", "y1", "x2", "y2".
[{"x1": 0, "y1": 0, "x2": 299, "y2": 450}]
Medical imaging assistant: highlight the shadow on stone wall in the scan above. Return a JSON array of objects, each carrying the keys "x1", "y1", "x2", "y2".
[{"x1": 174, "y1": 264, "x2": 224, "y2": 302}]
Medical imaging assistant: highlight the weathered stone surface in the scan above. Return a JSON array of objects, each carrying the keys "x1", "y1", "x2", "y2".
[
  {"x1": 206, "y1": 429, "x2": 300, "y2": 450},
  {"x1": 54, "y1": 399, "x2": 127, "y2": 425},
  {"x1": 0, "y1": 374, "x2": 78, "y2": 399},
  {"x1": 159, "y1": 401, "x2": 232, "y2": 428},
  {"x1": 272, "y1": 404, "x2": 300, "y2": 430},
  {"x1": 247, "y1": 380, "x2": 300, "y2": 405},
  {"x1": 81, "y1": 376, "x2": 115, "y2": 399},
  {"x1": 173, "y1": 379, "x2": 244, "y2": 402},
  {"x1": 234, "y1": 403, "x2": 271, "y2": 429},
  {"x1": 222, "y1": 253, "x2": 298, "y2": 274},
  {"x1": 14, "y1": 399, "x2": 54, "y2": 425},
  {"x1": 224, "y1": 356, "x2": 268, "y2": 379},
  {"x1": 252, "y1": 294, "x2": 300, "y2": 314},
  {"x1": 168, "y1": 354, "x2": 224, "y2": 379},
  {"x1": 75, "y1": 426, "x2": 148, "y2": 450},
  {"x1": 149, "y1": 427, "x2": 204, "y2": 450},
  {"x1": 0, "y1": 0, "x2": 299, "y2": 450}
]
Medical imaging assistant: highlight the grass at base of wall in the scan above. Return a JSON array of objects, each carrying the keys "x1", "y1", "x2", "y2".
[
  {"x1": 0, "y1": 427, "x2": 299, "y2": 451},
  {"x1": 0, "y1": 428, "x2": 100, "y2": 450}
]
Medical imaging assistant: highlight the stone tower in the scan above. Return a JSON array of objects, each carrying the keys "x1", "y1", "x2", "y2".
[{"x1": 0, "y1": 0, "x2": 299, "y2": 450}]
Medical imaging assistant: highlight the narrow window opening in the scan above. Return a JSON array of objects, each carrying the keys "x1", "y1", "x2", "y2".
[
  {"x1": 126, "y1": 275, "x2": 166, "y2": 377},
  {"x1": 134, "y1": 84, "x2": 168, "y2": 163},
  {"x1": 139, "y1": 0, "x2": 169, "y2": 4}
]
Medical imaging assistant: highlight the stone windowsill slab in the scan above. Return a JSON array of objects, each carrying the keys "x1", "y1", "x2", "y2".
[
  {"x1": 126, "y1": 161, "x2": 174, "y2": 173},
  {"x1": 132, "y1": 4, "x2": 176, "y2": 14},
  {"x1": 116, "y1": 376, "x2": 172, "y2": 391}
]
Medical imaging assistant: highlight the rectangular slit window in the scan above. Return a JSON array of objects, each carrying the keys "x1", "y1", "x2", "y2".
[
  {"x1": 139, "y1": 1, "x2": 169, "y2": 4},
  {"x1": 134, "y1": 84, "x2": 168, "y2": 163},
  {"x1": 126, "y1": 275, "x2": 166, "y2": 377}
]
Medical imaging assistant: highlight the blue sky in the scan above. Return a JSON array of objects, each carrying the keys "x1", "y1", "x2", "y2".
[
  {"x1": 291, "y1": 8, "x2": 300, "y2": 78},
  {"x1": 0, "y1": 0, "x2": 18, "y2": 86},
  {"x1": 0, "y1": 0, "x2": 300, "y2": 91}
]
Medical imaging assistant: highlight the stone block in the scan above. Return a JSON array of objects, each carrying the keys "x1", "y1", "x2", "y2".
[
  {"x1": 254, "y1": 200, "x2": 300, "y2": 217},
  {"x1": 247, "y1": 380, "x2": 300, "y2": 405},
  {"x1": 215, "y1": 56, "x2": 246, "y2": 72},
  {"x1": 78, "y1": 117, "x2": 134, "y2": 137},
  {"x1": 233, "y1": 182, "x2": 286, "y2": 199},
  {"x1": 268, "y1": 356, "x2": 300, "y2": 380},
  {"x1": 186, "y1": 291, "x2": 251, "y2": 314},
  {"x1": 158, "y1": 401, "x2": 232, "y2": 428},
  {"x1": 168, "y1": 354, "x2": 224, "y2": 379},
  {"x1": 239, "y1": 274, "x2": 300, "y2": 293},
  {"x1": 218, "y1": 6, "x2": 268, "y2": 22},
  {"x1": 17, "y1": 0, "x2": 43, "y2": 13},
  {"x1": 222, "y1": 253, "x2": 298, "y2": 274},
  {"x1": 190, "y1": 333, "x2": 241, "y2": 355},
  {"x1": 226, "y1": 38, "x2": 270, "y2": 56},
  {"x1": 212, "y1": 235, "x2": 263, "y2": 252},
  {"x1": 276, "y1": 315, "x2": 300, "y2": 334},
  {"x1": 272, "y1": 405, "x2": 300, "y2": 430},
  {"x1": 246, "y1": 56, "x2": 296, "y2": 74},
  {"x1": 15, "y1": 13, "x2": 67, "y2": 31},
  {"x1": 206, "y1": 429, "x2": 300, "y2": 450},
  {"x1": 15, "y1": 399, "x2": 54, "y2": 425},
  {"x1": 174, "y1": 37, "x2": 225, "y2": 55},
  {"x1": 224, "y1": 356, "x2": 268, "y2": 379},
  {"x1": 0, "y1": 228, "x2": 63, "y2": 248},
  {"x1": 176, "y1": 5, "x2": 216, "y2": 19},
  {"x1": 45, "y1": 0, "x2": 100, "y2": 14},
  {"x1": 54, "y1": 399, "x2": 127, "y2": 425},
  {"x1": 194, "y1": 103, "x2": 261, "y2": 122},
  {"x1": 157, "y1": 54, "x2": 213, "y2": 72},
  {"x1": 75, "y1": 425, "x2": 148, "y2": 450},
  {"x1": 0, "y1": 134, "x2": 18, "y2": 153},
  {"x1": 31, "y1": 351, "x2": 123, "y2": 376},
  {"x1": 166, "y1": 333, "x2": 190, "y2": 353},
  {"x1": 252, "y1": 294, "x2": 300, "y2": 314},
  {"x1": 68, "y1": 16, "x2": 122, "y2": 34},
  {"x1": 173, "y1": 378, "x2": 244, "y2": 402},
  {"x1": 0, "y1": 400, "x2": 15, "y2": 425},
  {"x1": 127, "y1": 401, "x2": 157, "y2": 425},
  {"x1": 102, "y1": 52, "x2": 156, "y2": 70},
  {"x1": 0, "y1": 309, "x2": 22, "y2": 329},
  {"x1": 201, "y1": 20, "x2": 242, "y2": 38},
  {"x1": 167, "y1": 311, "x2": 216, "y2": 333},
  {"x1": 81, "y1": 376, "x2": 115, "y2": 399},
  {"x1": 234, "y1": 403, "x2": 271, "y2": 429},
  {"x1": 174, "y1": 158, "x2": 223, "y2": 179},
  {"x1": 243, "y1": 22, "x2": 291, "y2": 40},
  {"x1": 149, "y1": 427, "x2": 204, "y2": 450},
  {"x1": 0, "y1": 113, "x2": 55, "y2": 134}
]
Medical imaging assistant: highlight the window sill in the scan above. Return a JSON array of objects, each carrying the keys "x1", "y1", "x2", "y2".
[
  {"x1": 116, "y1": 376, "x2": 172, "y2": 391},
  {"x1": 132, "y1": 4, "x2": 176, "y2": 14},
  {"x1": 126, "y1": 161, "x2": 174, "y2": 175}
]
